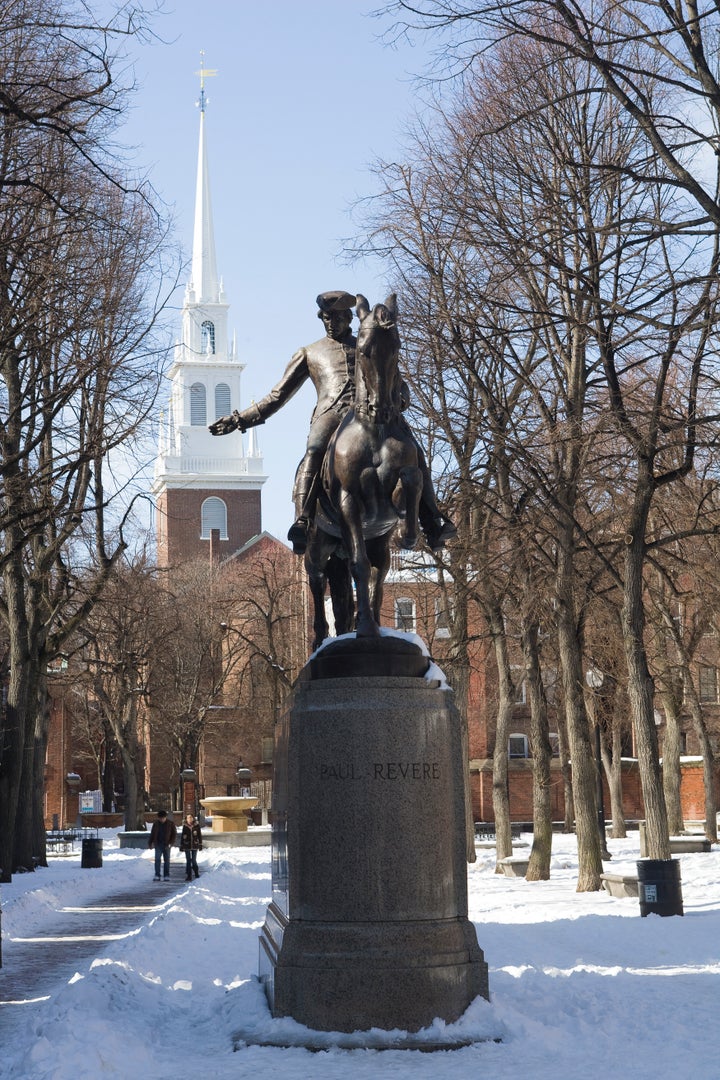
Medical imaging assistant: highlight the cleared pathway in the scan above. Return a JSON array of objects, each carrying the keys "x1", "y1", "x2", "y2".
[{"x1": 0, "y1": 860, "x2": 188, "y2": 1036}]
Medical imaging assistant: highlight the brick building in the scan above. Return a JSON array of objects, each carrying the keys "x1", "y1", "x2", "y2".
[{"x1": 378, "y1": 550, "x2": 720, "y2": 826}]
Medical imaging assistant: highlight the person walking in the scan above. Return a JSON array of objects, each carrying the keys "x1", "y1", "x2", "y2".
[
  {"x1": 148, "y1": 810, "x2": 177, "y2": 882},
  {"x1": 180, "y1": 813, "x2": 203, "y2": 881}
]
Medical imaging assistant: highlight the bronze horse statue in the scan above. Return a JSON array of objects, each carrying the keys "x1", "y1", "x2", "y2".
[{"x1": 305, "y1": 294, "x2": 423, "y2": 649}]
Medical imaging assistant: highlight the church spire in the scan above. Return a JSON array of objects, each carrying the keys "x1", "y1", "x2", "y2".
[{"x1": 190, "y1": 54, "x2": 219, "y2": 304}]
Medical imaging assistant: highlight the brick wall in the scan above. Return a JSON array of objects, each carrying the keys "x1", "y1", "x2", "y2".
[{"x1": 155, "y1": 487, "x2": 262, "y2": 567}]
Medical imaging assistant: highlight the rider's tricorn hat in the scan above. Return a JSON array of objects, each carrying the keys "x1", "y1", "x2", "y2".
[{"x1": 316, "y1": 290, "x2": 356, "y2": 313}]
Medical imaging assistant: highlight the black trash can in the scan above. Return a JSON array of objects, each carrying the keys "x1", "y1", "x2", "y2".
[
  {"x1": 81, "y1": 837, "x2": 103, "y2": 868},
  {"x1": 636, "y1": 857, "x2": 683, "y2": 917}
]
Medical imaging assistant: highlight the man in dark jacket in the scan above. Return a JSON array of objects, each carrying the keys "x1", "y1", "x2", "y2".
[{"x1": 148, "y1": 810, "x2": 177, "y2": 882}]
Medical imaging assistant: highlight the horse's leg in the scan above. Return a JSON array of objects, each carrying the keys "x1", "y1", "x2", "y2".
[
  {"x1": 391, "y1": 464, "x2": 423, "y2": 549},
  {"x1": 304, "y1": 529, "x2": 330, "y2": 651},
  {"x1": 338, "y1": 489, "x2": 379, "y2": 639},
  {"x1": 327, "y1": 554, "x2": 354, "y2": 636},
  {"x1": 366, "y1": 536, "x2": 391, "y2": 627}
]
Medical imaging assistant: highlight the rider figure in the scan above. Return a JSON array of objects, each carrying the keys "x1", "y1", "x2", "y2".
[{"x1": 209, "y1": 290, "x2": 456, "y2": 555}]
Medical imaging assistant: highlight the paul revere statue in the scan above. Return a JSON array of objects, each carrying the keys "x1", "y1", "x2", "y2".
[{"x1": 210, "y1": 290, "x2": 455, "y2": 555}]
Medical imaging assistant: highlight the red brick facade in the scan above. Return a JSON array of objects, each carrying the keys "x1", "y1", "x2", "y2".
[{"x1": 155, "y1": 486, "x2": 262, "y2": 567}]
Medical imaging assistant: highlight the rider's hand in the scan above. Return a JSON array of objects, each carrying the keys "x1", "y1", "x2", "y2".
[{"x1": 209, "y1": 411, "x2": 246, "y2": 435}]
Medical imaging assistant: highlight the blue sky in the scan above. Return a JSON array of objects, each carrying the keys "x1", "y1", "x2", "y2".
[{"x1": 121, "y1": 1, "x2": 437, "y2": 543}]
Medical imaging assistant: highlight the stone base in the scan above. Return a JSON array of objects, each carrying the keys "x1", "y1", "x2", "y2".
[
  {"x1": 259, "y1": 636, "x2": 489, "y2": 1034},
  {"x1": 261, "y1": 907, "x2": 487, "y2": 1033},
  {"x1": 202, "y1": 828, "x2": 270, "y2": 848},
  {"x1": 209, "y1": 816, "x2": 250, "y2": 833}
]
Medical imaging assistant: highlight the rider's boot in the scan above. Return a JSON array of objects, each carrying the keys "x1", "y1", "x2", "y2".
[
  {"x1": 418, "y1": 494, "x2": 457, "y2": 551},
  {"x1": 287, "y1": 516, "x2": 309, "y2": 555},
  {"x1": 287, "y1": 467, "x2": 319, "y2": 555},
  {"x1": 413, "y1": 440, "x2": 457, "y2": 550},
  {"x1": 424, "y1": 514, "x2": 458, "y2": 551}
]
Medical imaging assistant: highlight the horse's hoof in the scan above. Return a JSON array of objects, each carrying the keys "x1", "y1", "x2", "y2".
[{"x1": 356, "y1": 620, "x2": 381, "y2": 639}]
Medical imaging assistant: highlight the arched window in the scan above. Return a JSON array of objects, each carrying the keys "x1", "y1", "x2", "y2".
[
  {"x1": 190, "y1": 382, "x2": 206, "y2": 426},
  {"x1": 201, "y1": 320, "x2": 216, "y2": 354},
  {"x1": 200, "y1": 497, "x2": 228, "y2": 539},
  {"x1": 215, "y1": 382, "x2": 231, "y2": 420}
]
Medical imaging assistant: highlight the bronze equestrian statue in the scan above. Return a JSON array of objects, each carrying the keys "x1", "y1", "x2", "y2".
[{"x1": 210, "y1": 291, "x2": 455, "y2": 646}]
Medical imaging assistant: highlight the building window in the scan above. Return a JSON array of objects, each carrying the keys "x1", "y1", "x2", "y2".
[
  {"x1": 190, "y1": 382, "x2": 207, "y2": 426},
  {"x1": 549, "y1": 732, "x2": 560, "y2": 757},
  {"x1": 699, "y1": 665, "x2": 717, "y2": 703},
  {"x1": 200, "y1": 497, "x2": 228, "y2": 539},
  {"x1": 215, "y1": 382, "x2": 231, "y2": 420},
  {"x1": 201, "y1": 320, "x2": 215, "y2": 354},
  {"x1": 394, "y1": 597, "x2": 416, "y2": 632},
  {"x1": 511, "y1": 666, "x2": 526, "y2": 704},
  {"x1": 435, "y1": 597, "x2": 451, "y2": 638},
  {"x1": 509, "y1": 734, "x2": 529, "y2": 759},
  {"x1": 261, "y1": 736, "x2": 274, "y2": 764}
]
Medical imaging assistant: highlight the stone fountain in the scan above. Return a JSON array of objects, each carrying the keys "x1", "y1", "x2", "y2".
[{"x1": 200, "y1": 795, "x2": 257, "y2": 833}]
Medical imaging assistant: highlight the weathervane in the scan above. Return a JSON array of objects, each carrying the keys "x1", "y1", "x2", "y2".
[{"x1": 195, "y1": 50, "x2": 217, "y2": 112}]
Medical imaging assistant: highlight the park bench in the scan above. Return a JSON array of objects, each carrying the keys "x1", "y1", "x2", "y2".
[
  {"x1": 601, "y1": 871, "x2": 639, "y2": 898},
  {"x1": 45, "y1": 830, "x2": 78, "y2": 854},
  {"x1": 498, "y1": 855, "x2": 530, "y2": 877},
  {"x1": 474, "y1": 822, "x2": 523, "y2": 842},
  {"x1": 669, "y1": 836, "x2": 712, "y2": 853}
]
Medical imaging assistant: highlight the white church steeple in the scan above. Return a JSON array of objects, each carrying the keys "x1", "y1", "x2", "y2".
[{"x1": 152, "y1": 59, "x2": 266, "y2": 568}]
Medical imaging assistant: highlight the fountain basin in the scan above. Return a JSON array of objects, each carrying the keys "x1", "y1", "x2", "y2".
[{"x1": 200, "y1": 795, "x2": 257, "y2": 833}]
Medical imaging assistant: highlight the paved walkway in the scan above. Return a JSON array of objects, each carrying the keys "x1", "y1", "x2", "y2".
[{"x1": 0, "y1": 860, "x2": 188, "y2": 1035}]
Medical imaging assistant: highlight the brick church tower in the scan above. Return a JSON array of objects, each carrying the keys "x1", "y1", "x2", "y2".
[{"x1": 152, "y1": 69, "x2": 266, "y2": 567}]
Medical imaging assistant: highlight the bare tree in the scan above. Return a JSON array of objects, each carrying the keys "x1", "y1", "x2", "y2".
[
  {"x1": 0, "y1": 1, "x2": 172, "y2": 877},
  {"x1": 384, "y1": 0, "x2": 720, "y2": 229}
]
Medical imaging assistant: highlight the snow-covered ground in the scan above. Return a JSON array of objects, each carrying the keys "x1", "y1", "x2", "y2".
[{"x1": 1, "y1": 830, "x2": 718, "y2": 1079}]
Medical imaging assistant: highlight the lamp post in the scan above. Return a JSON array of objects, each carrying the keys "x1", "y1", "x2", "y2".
[
  {"x1": 180, "y1": 768, "x2": 197, "y2": 818},
  {"x1": 586, "y1": 668, "x2": 611, "y2": 860},
  {"x1": 236, "y1": 761, "x2": 252, "y2": 796}
]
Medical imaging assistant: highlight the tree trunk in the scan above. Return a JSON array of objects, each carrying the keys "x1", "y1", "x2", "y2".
[
  {"x1": 555, "y1": 708, "x2": 575, "y2": 831},
  {"x1": 683, "y1": 687, "x2": 718, "y2": 842},
  {"x1": 606, "y1": 727, "x2": 627, "y2": 839},
  {"x1": 523, "y1": 621, "x2": 552, "y2": 880},
  {"x1": 489, "y1": 609, "x2": 514, "y2": 869},
  {"x1": 445, "y1": 598, "x2": 476, "y2": 862},
  {"x1": 622, "y1": 538, "x2": 670, "y2": 859},
  {"x1": 14, "y1": 657, "x2": 50, "y2": 872},
  {"x1": 0, "y1": 552, "x2": 32, "y2": 881},
  {"x1": 556, "y1": 564, "x2": 602, "y2": 890},
  {"x1": 31, "y1": 674, "x2": 53, "y2": 868},
  {"x1": 659, "y1": 691, "x2": 684, "y2": 836}
]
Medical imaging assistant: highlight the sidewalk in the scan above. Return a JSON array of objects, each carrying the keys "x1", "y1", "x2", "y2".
[{"x1": 0, "y1": 858, "x2": 188, "y2": 1038}]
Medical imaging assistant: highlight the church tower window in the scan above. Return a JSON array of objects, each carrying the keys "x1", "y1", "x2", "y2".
[
  {"x1": 215, "y1": 382, "x2": 231, "y2": 420},
  {"x1": 201, "y1": 320, "x2": 216, "y2": 354},
  {"x1": 190, "y1": 382, "x2": 207, "y2": 425},
  {"x1": 201, "y1": 496, "x2": 228, "y2": 539}
]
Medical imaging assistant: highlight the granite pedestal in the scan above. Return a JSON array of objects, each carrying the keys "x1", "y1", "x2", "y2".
[{"x1": 258, "y1": 636, "x2": 488, "y2": 1035}]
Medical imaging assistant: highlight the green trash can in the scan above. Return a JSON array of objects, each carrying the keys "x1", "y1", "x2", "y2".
[
  {"x1": 636, "y1": 858, "x2": 683, "y2": 917},
  {"x1": 81, "y1": 837, "x2": 103, "y2": 868}
]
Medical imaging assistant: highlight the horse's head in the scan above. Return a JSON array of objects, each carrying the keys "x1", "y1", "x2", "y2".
[{"x1": 355, "y1": 294, "x2": 402, "y2": 424}]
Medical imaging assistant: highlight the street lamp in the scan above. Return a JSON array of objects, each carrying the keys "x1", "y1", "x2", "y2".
[
  {"x1": 180, "y1": 768, "x2": 196, "y2": 818},
  {"x1": 586, "y1": 668, "x2": 611, "y2": 861},
  {"x1": 236, "y1": 761, "x2": 252, "y2": 796}
]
